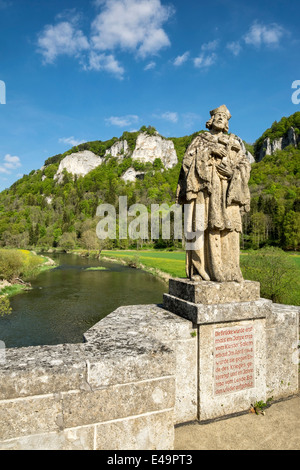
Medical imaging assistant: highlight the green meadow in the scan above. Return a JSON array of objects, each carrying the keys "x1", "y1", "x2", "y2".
[
  {"x1": 102, "y1": 250, "x2": 186, "y2": 278},
  {"x1": 101, "y1": 249, "x2": 300, "y2": 306}
]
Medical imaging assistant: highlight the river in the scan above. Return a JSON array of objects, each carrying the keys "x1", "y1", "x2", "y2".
[{"x1": 0, "y1": 253, "x2": 167, "y2": 349}]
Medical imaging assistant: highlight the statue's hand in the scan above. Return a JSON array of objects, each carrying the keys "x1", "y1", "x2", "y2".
[
  {"x1": 216, "y1": 163, "x2": 233, "y2": 178},
  {"x1": 211, "y1": 147, "x2": 228, "y2": 159}
]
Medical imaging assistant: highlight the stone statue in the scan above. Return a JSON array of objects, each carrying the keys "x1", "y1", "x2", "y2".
[{"x1": 176, "y1": 105, "x2": 251, "y2": 282}]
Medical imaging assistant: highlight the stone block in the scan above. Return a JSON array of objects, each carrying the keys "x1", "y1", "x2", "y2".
[
  {"x1": 266, "y1": 304, "x2": 299, "y2": 399},
  {"x1": 169, "y1": 278, "x2": 260, "y2": 304},
  {"x1": 0, "y1": 426, "x2": 95, "y2": 450},
  {"x1": 62, "y1": 377, "x2": 175, "y2": 429},
  {"x1": 163, "y1": 294, "x2": 271, "y2": 325},
  {"x1": 0, "y1": 395, "x2": 62, "y2": 441},
  {"x1": 95, "y1": 410, "x2": 174, "y2": 450},
  {"x1": 171, "y1": 338, "x2": 197, "y2": 424},
  {"x1": 0, "y1": 343, "x2": 87, "y2": 400}
]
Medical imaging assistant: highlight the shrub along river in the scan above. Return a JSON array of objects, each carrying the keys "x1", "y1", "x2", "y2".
[{"x1": 0, "y1": 253, "x2": 167, "y2": 349}]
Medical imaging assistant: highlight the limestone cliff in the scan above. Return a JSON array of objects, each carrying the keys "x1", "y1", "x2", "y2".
[
  {"x1": 258, "y1": 127, "x2": 300, "y2": 161},
  {"x1": 55, "y1": 132, "x2": 178, "y2": 183},
  {"x1": 104, "y1": 131, "x2": 178, "y2": 169},
  {"x1": 235, "y1": 137, "x2": 255, "y2": 164},
  {"x1": 104, "y1": 140, "x2": 129, "y2": 159},
  {"x1": 131, "y1": 132, "x2": 178, "y2": 169},
  {"x1": 54, "y1": 150, "x2": 104, "y2": 183}
]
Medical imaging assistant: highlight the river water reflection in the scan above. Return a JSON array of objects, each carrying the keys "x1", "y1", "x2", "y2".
[{"x1": 0, "y1": 253, "x2": 167, "y2": 348}]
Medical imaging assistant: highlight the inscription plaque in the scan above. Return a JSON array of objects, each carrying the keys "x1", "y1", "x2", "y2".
[{"x1": 214, "y1": 325, "x2": 255, "y2": 395}]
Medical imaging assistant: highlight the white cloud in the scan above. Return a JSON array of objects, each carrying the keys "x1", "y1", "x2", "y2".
[
  {"x1": 144, "y1": 61, "x2": 156, "y2": 71},
  {"x1": 85, "y1": 51, "x2": 125, "y2": 78},
  {"x1": 37, "y1": 20, "x2": 90, "y2": 64},
  {"x1": 105, "y1": 115, "x2": 139, "y2": 127},
  {"x1": 161, "y1": 111, "x2": 178, "y2": 123},
  {"x1": 244, "y1": 21, "x2": 285, "y2": 47},
  {"x1": 59, "y1": 137, "x2": 85, "y2": 147},
  {"x1": 0, "y1": 154, "x2": 21, "y2": 174},
  {"x1": 182, "y1": 112, "x2": 201, "y2": 128},
  {"x1": 201, "y1": 40, "x2": 218, "y2": 52},
  {"x1": 91, "y1": 0, "x2": 174, "y2": 58},
  {"x1": 193, "y1": 40, "x2": 218, "y2": 69},
  {"x1": 36, "y1": 1, "x2": 174, "y2": 77},
  {"x1": 194, "y1": 52, "x2": 217, "y2": 69},
  {"x1": 173, "y1": 51, "x2": 189, "y2": 66},
  {"x1": 226, "y1": 41, "x2": 242, "y2": 56}
]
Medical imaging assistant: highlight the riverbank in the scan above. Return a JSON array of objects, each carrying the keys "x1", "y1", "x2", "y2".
[
  {"x1": 69, "y1": 248, "x2": 300, "y2": 306},
  {"x1": 70, "y1": 248, "x2": 184, "y2": 283},
  {"x1": 0, "y1": 250, "x2": 56, "y2": 298}
]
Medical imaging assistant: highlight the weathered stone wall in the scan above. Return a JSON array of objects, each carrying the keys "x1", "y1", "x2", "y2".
[
  {"x1": 164, "y1": 279, "x2": 299, "y2": 422},
  {"x1": 266, "y1": 304, "x2": 299, "y2": 400},
  {"x1": 0, "y1": 305, "x2": 197, "y2": 450},
  {"x1": 0, "y1": 297, "x2": 298, "y2": 450}
]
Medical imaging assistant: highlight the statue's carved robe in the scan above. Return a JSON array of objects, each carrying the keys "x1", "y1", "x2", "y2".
[{"x1": 176, "y1": 131, "x2": 251, "y2": 282}]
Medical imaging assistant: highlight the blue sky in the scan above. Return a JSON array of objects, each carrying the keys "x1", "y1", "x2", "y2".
[{"x1": 0, "y1": 0, "x2": 299, "y2": 190}]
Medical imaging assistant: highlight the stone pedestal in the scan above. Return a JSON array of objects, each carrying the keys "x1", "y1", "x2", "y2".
[{"x1": 164, "y1": 278, "x2": 272, "y2": 422}]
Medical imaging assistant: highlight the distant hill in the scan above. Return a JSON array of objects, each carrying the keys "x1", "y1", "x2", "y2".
[
  {"x1": 254, "y1": 111, "x2": 300, "y2": 161},
  {"x1": 0, "y1": 119, "x2": 299, "y2": 251}
]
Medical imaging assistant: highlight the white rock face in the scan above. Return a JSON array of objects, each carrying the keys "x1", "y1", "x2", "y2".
[
  {"x1": 258, "y1": 127, "x2": 300, "y2": 161},
  {"x1": 121, "y1": 167, "x2": 144, "y2": 183},
  {"x1": 236, "y1": 136, "x2": 255, "y2": 164},
  {"x1": 105, "y1": 140, "x2": 129, "y2": 159},
  {"x1": 52, "y1": 132, "x2": 179, "y2": 184},
  {"x1": 54, "y1": 151, "x2": 104, "y2": 183},
  {"x1": 132, "y1": 132, "x2": 178, "y2": 169}
]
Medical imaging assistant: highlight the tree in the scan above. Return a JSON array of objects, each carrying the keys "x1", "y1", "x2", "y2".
[
  {"x1": 58, "y1": 232, "x2": 77, "y2": 250},
  {"x1": 81, "y1": 230, "x2": 100, "y2": 252},
  {"x1": 240, "y1": 247, "x2": 300, "y2": 304},
  {"x1": 283, "y1": 210, "x2": 300, "y2": 250}
]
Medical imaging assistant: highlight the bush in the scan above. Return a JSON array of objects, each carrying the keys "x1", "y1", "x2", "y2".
[
  {"x1": 240, "y1": 247, "x2": 300, "y2": 305},
  {"x1": 0, "y1": 250, "x2": 24, "y2": 281},
  {"x1": 0, "y1": 249, "x2": 45, "y2": 282},
  {"x1": 0, "y1": 295, "x2": 12, "y2": 316}
]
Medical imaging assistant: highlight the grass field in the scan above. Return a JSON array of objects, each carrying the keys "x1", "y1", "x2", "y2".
[
  {"x1": 101, "y1": 249, "x2": 300, "y2": 305},
  {"x1": 102, "y1": 250, "x2": 186, "y2": 278},
  {"x1": 102, "y1": 249, "x2": 300, "y2": 278}
]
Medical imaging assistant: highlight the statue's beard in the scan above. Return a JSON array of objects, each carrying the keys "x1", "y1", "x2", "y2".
[{"x1": 212, "y1": 122, "x2": 226, "y2": 132}]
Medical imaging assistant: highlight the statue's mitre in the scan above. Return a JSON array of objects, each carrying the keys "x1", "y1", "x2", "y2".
[{"x1": 210, "y1": 104, "x2": 231, "y2": 120}]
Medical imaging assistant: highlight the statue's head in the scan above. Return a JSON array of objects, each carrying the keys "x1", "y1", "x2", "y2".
[{"x1": 206, "y1": 104, "x2": 231, "y2": 133}]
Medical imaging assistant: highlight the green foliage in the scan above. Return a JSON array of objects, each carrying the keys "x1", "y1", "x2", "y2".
[
  {"x1": 240, "y1": 247, "x2": 300, "y2": 304},
  {"x1": 252, "y1": 397, "x2": 273, "y2": 415},
  {"x1": 58, "y1": 232, "x2": 77, "y2": 250},
  {"x1": 0, "y1": 295, "x2": 12, "y2": 317},
  {"x1": 254, "y1": 111, "x2": 300, "y2": 157},
  {"x1": 0, "y1": 121, "x2": 299, "y2": 258},
  {"x1": 0, "y1": 249, "x2": 45, "y2": 282},
  {"x1": 139, "y1": 125, "x2": 157, "y2": 136},
  {"x1": 44, "y1": 154, "x2": 63, "y2": 166},
  {"x1": 246, "y1": 146, "x2": 300, "y2": 250},
  {"x1": 120, "y1": 131, "x2": 139, "y2": 152},
  {"x1": 85, "y1": 266, "x2": 107, "y2": 271},
  {"x1": 0, "y1": 249, "x2": 24, "y2": 281}
]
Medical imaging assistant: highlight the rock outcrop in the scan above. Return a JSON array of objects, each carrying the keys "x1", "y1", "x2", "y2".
[
  {"x1": 121, "y1": 167, "x2": 145, "y2": 183},
  {"x1": 258, "y1": 127, "x2": 300, "y2": 161},
  {"x1": 104, "y1": 140, "x2": 129, "y2": 159},
  {"x1": 235, "y1": 137, "x2": 255, "y2": 164},
  {"x1": 54, "y1": 151, "x2": 104, "y2": 183},
  {"x1": 132, "y1": 132, "x2": 178, "y2": 169}
]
